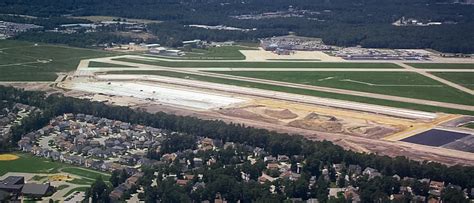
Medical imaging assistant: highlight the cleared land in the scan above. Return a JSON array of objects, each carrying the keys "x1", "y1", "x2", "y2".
[
  {"x1": 105, "y1": 70, "x2": 474, "y2": 115},
  {"x1": 112, "y1": 57, "x2": 402, "y2": 68},
  {"x1": 209, "y1": 71, "x2": 474, "y2": 106},
  {"x1": 0, "y1": 40, "x2": 116, "y2": 81},
  {"x1": 407, "y1": 63, "x2": 474, "y2": 69},
  {"x1": 431, "y1": 72, "x2": 474, "y2": 90},
  {"x1": 69, "y1": 80, "x2": 246, "y2": 110}
]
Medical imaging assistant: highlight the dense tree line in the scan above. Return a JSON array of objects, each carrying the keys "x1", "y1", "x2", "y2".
[
  {"x1": 0, "y1": 14, "x2": 91, "y2": 29},
  {"x1": 14, "y1": 32, "x2": 137, "y2": 48},
  {"x1": 1, "y1": 86, "x2": 474, "y2": 191},
  {"x1": 1, "y1": 0, "x2": 473, "y2": 52}
]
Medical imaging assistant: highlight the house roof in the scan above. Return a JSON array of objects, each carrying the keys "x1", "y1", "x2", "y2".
[
  {"x1": 0, "y1": 176, "x2": 24, "y2": 185},
  {"x1": 21, "y1": 183, "x2": 50, "y2": 195},
  {"x1": 0, "y1": 176, "x2": 24, "y2": 190}
]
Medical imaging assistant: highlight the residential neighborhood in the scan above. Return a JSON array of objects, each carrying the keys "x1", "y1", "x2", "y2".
[{"x1": 5, "y1": 113, "x2": 473, "y2": 202}]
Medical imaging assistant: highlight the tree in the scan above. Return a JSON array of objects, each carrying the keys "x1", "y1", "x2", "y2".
[
  {"x1": 441, "y1": 187, "x2": 468, "y2": 203},
  {"x1": 86, "y1": 177, "x2": 111, "y2": 203}
]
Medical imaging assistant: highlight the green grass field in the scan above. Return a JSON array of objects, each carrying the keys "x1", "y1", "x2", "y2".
[
  {"x1": 113, "y1": 57, "x2": 403, "y2": 69},
  {"x1": 407, "y1": 63, "x2": 474, "y2": 69},
  {"x1": 88, "y1": 61, "x2": 135, "y2": 68},
  {"x1": 0, "y1": 153, "x2": 110, "y2": 186},
  {"x1": 431, "y1": 72, "x2": 474, "y2": 90},
  {"x1": 209, "y1": 71, "x2": 474, "y2": 106},
  {"x1": 106, "y1": 70, "x2": 474, "y2": 115},
  {"x1": 0, "y1": 153, "x2": 63, "y2": 175},
  {"x1": 0, "y1": 40, "x2": 118, "y2": 81}
]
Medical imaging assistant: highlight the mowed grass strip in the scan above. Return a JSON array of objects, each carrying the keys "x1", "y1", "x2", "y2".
[
  {"x1": 431, "y1": 72, "x2": 474, "y2": 90},
  {"x1": 88, "y1": 61, "x2": 136, "y2": 68},
  {"x1": 112, "y1": 57, "x2": 402, "y2": 69},
  {"x1": 0, "y1": 40, "x2": 118, "y2": 81},
  {"x1": 106, "y1": 70, "x2": 474, "y2": 115},
  {"x1": 407, "y1": 63, "x2": 474, "y2": 69},
  {"x1": 209, "y1": 71, "x2": 474, "y2": 106}
]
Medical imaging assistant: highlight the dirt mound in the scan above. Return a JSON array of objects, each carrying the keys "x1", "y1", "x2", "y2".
[
  {"x1": 348, "y1": 126, "x2": 398, "y2": 139},
  {"x1": 264, "y1": 109, "x2": 298, "y2": 119},
  {"x1": 305, "y1": 112, "x2": 338, "y2": 121},
  {"x1": 288, "y1": 113, "x2": 344, "y2": 133},
  {"x1": 288, "y1": 119, "x2": 343, "y2": 133},
  {"x1": 219, "y1": 108, "x2": 279, "y2": 124}
]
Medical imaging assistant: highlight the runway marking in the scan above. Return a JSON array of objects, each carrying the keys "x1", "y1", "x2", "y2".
[{"x1": 340, "y1": 79, "x2": 444, "y2": 87}]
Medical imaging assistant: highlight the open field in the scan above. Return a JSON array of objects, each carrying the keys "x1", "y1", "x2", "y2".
[
  {"x1": 0, "y1": 153, "x2": 63, "y2": 175},
  {"x1": 208, "y1": 71, "x2": 474, "y2": 105},
  {"x1": 0, "y1": 40, "x2": 117, "y2": 81},
  {"x1": 431, "y1": 72, "x2": 474, "y2": 90},
  {"x1": 105, "y1": 70, "x2": 474, "y2": 115},
  {"x1": 0, "y1": 153, "x2": 110, "y2": 184},
  {"x1": 407, "y1": 63, "x2": 474, "y2": 69},
  {"x1": 112, "y1": 57, "x2": 403, "y2": 68}
]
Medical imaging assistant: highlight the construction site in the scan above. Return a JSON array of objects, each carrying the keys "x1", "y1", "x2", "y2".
[{"x1": 47, "y1": 50, "x2": 474, "y2": 167}]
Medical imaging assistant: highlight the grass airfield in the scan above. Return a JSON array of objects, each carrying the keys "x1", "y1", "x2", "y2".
[{"x1": 0, "y1": 40, "x2": 116, "y2": 81}]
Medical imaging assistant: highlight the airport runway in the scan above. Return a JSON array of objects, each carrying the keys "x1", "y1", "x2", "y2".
[{"x1": 84, "y1": 58, "x2": 474, "y2": 112}]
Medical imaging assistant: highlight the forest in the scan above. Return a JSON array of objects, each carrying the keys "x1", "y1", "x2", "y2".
[{"x1": 1, "y1": 0, "x2": 473, "y2": 53}]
